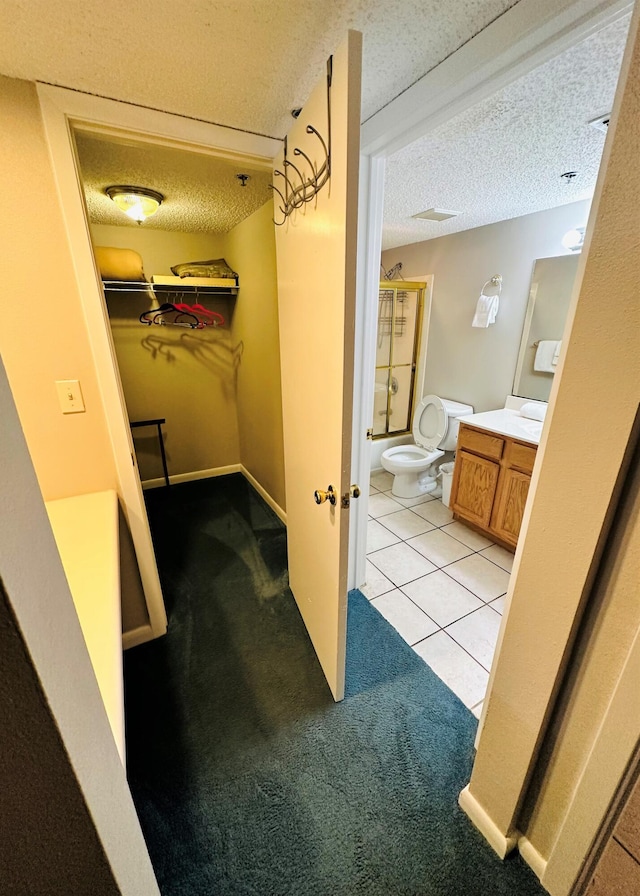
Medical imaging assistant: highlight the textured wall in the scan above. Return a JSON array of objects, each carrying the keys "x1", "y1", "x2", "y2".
[
  {"x1": 522, "y1": 435, "x2": 640, "y2": 857},
  {"x1": 0, "y1": 75, "x2": 115, "y2": 500},
  {"x1": 226, "y1": 201, "x2": 286, "y2": 511},
  {"x1": 380, "y1": 199, "x2": 590, "y2": 413}
]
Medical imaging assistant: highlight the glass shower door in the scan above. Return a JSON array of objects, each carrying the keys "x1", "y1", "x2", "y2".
[{"x1": 374, "y1": 282, "x2": 424, "y2": 438}]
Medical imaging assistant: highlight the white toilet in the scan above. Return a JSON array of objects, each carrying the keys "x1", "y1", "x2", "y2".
[{"x1": 381, "y1": 395, "x2": 473, "y2": 498}]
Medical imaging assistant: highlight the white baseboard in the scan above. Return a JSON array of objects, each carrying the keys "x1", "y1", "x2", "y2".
[
  {"x1": 122, "y1": 624, "x2": 155, "y2": 650},
  {"x1": 141, "y1": 464, "x2": 242, "y2": 490},
  {"x1": 518, "y1": 835, "x2": 547, "y2": 880},
  {"x1": 240, "y1": 465, "x2": 287, "y2": 525},
  {"x1": 141, "y1": 463, "x2": 287, "y2": 525},
  {"x1": 458, "y1": 785, "x2": 519, "y2": 859}
]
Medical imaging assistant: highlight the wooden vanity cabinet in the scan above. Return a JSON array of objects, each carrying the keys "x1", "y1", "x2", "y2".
[{"x1": 450, "y1": 423, "x2": 537, "y2": 550}]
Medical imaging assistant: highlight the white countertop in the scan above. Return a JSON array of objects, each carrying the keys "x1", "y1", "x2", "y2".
[
  {"x1": 45, "y1": 490, "x2": 124, "y2": 762},
  {"x1": 458, "y1": 408, "x2": 543, "y2": 446}
]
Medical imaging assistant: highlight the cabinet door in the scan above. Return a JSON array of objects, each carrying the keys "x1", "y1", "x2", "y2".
[
  {"x1": 491, "y1": 468, "x2": 531, "y2": 547},
  {"x1": 451, "y1": 450, "x2": 500, "y2": 528}
]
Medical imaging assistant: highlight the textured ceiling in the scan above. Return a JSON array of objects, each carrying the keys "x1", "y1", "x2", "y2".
[
  {"x1": 0, "y1": 0, "x2": 517, "y2": 138},
  {"x1": 0, "y1": 1, "x2": 631, "y2": 241},
  {"x1": 382, "y1": 13, "x2": 630, "y2": 249},
  {"x1": 75, "y1": 132, "x2": 273, "y2": 232}
]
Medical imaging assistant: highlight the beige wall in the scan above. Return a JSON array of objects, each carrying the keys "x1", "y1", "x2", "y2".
[
  {"x1": 463, "y1": 8, "x2": 640, "y2": 892},
  {"x1": 226, "y1": 200, "x2": 286, "y2": 510},
  {"x1": 91, "y1": 223, "x2": 224, "y2": 278},
  {"x1": 522, "y1": 437, "x2": 640, "y2": 858},
  {"x1": 90, "y1": 225, "x2": 241, "y2": 480},
  {"x1": 0, "y1": 75, "x2": 115, "y2": 500},
  {"x1": 0, "y1": 75, "x2": 153, "y2": 636},
  {"x1": 89, "y1": 213, "x2": 284, "y2": 496},
  {"x1": 380, "y1": 199, "x2": 590, "y2": 413},
  {"x1": 0, "y1": 357, "x2": 159, "y2": 895}
]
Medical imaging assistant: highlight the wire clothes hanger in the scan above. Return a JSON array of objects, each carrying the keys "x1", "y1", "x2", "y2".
[
  {"x1": 139, "y1": 303, "x2": 203, "y2": 329},
  {"x1": 174, "y1": 302, "x2": 225, "y2": 326},
  {"x1": 139, "y1": 301, "x2": 225, "y2": 329}
]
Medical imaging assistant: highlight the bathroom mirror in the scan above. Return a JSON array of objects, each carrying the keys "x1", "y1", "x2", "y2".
[{"x1": 513, "y1": 254, "x2": 580, "y2": 401}]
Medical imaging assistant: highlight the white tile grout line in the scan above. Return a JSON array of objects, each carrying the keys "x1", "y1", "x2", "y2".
[
  {"x1": 364, "y1": 498, "x2": 509, "y2": 678},
  {"x1": 393, "y1": 584, "x2": 503, "y2": 672},
  {"x1": 366, "y1": 544, "x2": 509, "y2": 603},
  {"x1": 366, "y1": 562, "x2": 505, "y2": 671},
  {"x1": 373, "y1": 491, "x2": 514, "y2": 572},
  {"x1": 411, "y1": 626, "x2": 495, "y2": 675}
]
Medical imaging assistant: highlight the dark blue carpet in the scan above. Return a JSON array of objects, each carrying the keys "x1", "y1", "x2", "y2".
[{"x1": 124, "y1": 474, "x2": 544, "y2": 895}]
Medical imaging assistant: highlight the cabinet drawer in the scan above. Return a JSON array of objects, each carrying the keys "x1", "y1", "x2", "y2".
[
  {"x1": 506, "y1": 441, "x2": 537, "y2": 474},
  {"x1": 458, "y1": 425, "x2": 504, "y2": 461}
]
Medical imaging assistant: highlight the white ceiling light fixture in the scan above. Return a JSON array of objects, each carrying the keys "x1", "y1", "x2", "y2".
[
  {"x1": 106, "y1": 185, "x2": 164, "y2": 223},
  {"x1": 412, "y1": 208, "x2": 460, "y2": 222}
]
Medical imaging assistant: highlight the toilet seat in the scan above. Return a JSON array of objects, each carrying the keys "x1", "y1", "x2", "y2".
[{"x1": 413, "y1": 394, "x2": 448, "y2": 451}]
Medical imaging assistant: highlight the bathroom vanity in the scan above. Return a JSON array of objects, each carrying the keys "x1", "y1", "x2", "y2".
[{"x1": 449, "y1": 408, "x2": 541, "y2": 551}]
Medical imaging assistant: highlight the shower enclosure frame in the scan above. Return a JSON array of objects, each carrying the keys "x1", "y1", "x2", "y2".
[{"x1": 373, "y1": 280, "x2": 426, "y2": 440}]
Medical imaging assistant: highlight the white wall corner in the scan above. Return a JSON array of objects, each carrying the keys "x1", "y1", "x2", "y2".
[
  {"x1": 141, "y1": 464, "x2": 242, "y2": 490},
  {"x1": 241, "y1": 465, "x2": 287, "y2": 525},
  {"x1": 458, "y1": 785, "x2": 519, "y2": 859},
  {"x1": 518, "y1": 834, "x2": 548, "y2": 880}
]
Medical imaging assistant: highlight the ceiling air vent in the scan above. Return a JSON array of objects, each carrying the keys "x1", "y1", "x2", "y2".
[
  {"x1": 589, "y1": 113, "x2": 610, "y2": 133},
  {"x1": 412, "y1": 208, "x2": 459, "y2": 222}
]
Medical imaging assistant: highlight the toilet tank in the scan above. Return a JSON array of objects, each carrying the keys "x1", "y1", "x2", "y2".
[{"x1": 441, "y1": 399, "x2": 473, "y2": 451}]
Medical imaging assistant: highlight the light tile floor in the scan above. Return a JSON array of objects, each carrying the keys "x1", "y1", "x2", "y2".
[{"x1": 363, "y1": 470, "x2": 514, "y2": 720}]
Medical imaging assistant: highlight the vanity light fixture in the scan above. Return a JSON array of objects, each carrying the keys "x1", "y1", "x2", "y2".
[
  {"x1": 561, "y1": 226, "x2": 585, "y2": 252},
  {"x1": 106, "y1": 186, "x2": 164, "y2": 223}
]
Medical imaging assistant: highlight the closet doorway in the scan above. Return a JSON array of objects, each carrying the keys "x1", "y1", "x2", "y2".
[
  {"x1": 37, "y1": 83, "x2": 283, "y2": 646},
  {"x1": 72, "y1": 126, "x2": 286, "y2": 643}
]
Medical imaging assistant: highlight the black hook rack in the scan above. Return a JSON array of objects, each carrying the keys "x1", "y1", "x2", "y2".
[{"x1": 271, "y1": 57, "x2": 332, "y2": 225}]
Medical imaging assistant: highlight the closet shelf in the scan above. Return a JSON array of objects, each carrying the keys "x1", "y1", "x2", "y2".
[{"x1": 102, "y1": 275, "x2": 238, "y2": 297}]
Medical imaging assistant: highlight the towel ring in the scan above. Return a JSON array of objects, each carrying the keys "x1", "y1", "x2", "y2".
[{"x1": 481, "y1": 274, "x2": 502, "y2": 295}]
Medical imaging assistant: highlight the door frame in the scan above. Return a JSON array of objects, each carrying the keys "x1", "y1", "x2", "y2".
[
  {"x1": 37, "y1": 84, "x2": 281, "y2": 645},
  {"x1": 348, "y1": 0, "x2": 632, "y2": 590}
]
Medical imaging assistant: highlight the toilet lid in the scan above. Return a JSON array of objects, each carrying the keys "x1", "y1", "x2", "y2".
[{"x1": 413, "y1": 395, "x2": 448, "y2": 450}]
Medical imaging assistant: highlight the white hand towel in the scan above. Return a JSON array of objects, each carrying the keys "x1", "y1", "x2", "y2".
[
  {"x1": 534, "y1": 340, "x2": 561, "y2": 372},
  {"x1": 520, "y1": 402, "x2": 547, "y2": 422},
  {"x1": 552, "y1": 340, "x2": 562, "y2": 367},
  {"x1": 472, "y1": 293, "x2": 500, "y2": 328}
]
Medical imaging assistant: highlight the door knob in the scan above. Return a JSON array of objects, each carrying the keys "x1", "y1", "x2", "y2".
[{"x1": 314, "y1": 485, "x2": 336, "y2": 506}]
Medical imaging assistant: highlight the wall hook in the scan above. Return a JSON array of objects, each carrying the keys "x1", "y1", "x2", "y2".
[{"x1": 270, "y1": 55, "x2": 332, "y2": 224}]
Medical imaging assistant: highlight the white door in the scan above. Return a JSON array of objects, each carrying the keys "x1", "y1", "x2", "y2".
[{"x1": 275, "y1": 31, "x2": 362, "y2": 701}]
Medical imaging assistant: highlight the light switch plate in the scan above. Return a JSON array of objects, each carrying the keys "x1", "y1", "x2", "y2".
[{"x1": 55, "y1": 379, "x2": 85, "y2": 414}]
